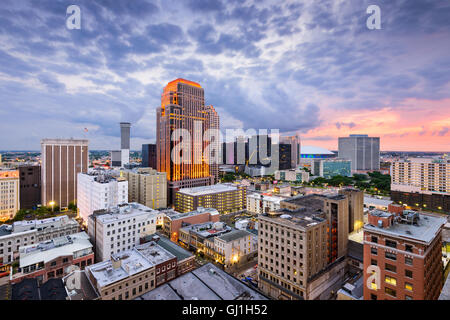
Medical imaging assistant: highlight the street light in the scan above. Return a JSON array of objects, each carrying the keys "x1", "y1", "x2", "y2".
[{"x1": 49, "y1": 201, "x2": 55, "y2": 212}]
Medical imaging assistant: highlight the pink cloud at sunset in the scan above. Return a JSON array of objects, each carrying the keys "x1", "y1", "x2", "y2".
[{"x1": 301, "y1": 98, "x2": 450, "y2": 151}]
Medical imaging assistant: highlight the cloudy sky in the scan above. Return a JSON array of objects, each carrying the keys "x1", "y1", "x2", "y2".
[{"x1": 0, "y1": 0, "x2": 449, "y2": 151}]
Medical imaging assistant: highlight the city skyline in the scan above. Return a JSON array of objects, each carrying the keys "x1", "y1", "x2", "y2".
[{"x1": 0, "y1": 0, "x2": 449, "y2": 152}]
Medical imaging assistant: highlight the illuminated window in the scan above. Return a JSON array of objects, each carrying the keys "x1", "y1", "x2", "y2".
[
  {"x1": 405, "y1": 283, "x2": 413, "y2": 291},
  {"x1": 385, "y1": 275, "x2": 397, "y2": 286}
]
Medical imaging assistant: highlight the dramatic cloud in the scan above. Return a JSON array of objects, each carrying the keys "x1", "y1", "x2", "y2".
[{"x1": 0, "y1": 0, "x2": 449, "y2": 151}]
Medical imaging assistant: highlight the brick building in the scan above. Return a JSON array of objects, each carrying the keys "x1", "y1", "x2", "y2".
[{"x1": 363, "y1": 210, "x2": 446, "y2": 300}]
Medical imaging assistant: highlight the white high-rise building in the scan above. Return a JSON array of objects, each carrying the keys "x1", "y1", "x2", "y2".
[
  {"x1": 87, "y1": 202, "x2": 160, "y2": 262},
  {"x1": 77, "y1": 171, "x2": 128, "y2": 225}
]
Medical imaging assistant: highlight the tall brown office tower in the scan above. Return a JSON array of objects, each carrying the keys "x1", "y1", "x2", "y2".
[
  {"x1": 157, "y1": 79, "x2": 220, "y2": 205},
  {"x1": 41, "y1": 139, "x2": 88, "y2": 209}
]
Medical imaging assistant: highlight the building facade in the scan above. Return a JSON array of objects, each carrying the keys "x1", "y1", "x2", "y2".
[
  {"x1": 141, "y1": 144, "x2": 157, "y2": 169},
  {"x1": 338, "y1": 135, "x2": 380, "y2": 171},
  {"x1": 175, "y1": 184, "x2": 246, "y2": 214},
  {"x1": 310, "y1": 159, "x2": 352, "y2": 178},
  {"x1": 363, "y1": 210, "x2": 446, "y2": 300},
  {"x1": 121, "y1": 168, "x2": 167, "y2": 209},
  {"x1": 77, "y1": 171, "x2": 128, "y2": 225},
  {"x1": 391, "y1": 158, "x2": 450, "y2": 212},
  {"x1": 0, "y1": 169, "x2": 20, "y2": 221},
  {"x1": 41, "y1": 139, "x2": 88, "y2": 209},
  {"x1": 156, "y1": 79, "x2": 219, "y2": 205},
  {"x1": 87, "y1": 203, "x2": 159, "y2": 262},
  {"x1": 18, "y1": 165, "x2": 41, "y2": 209},
  {"x1": 338, "y1": 188, "x2": 364, "y2": 233}
]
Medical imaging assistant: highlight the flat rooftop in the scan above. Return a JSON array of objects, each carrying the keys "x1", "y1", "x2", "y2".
[
  {"x1": 247, "y1": 193, "x2": 284, "y2": 203},
  {"x1": 283, "y1": 193, "x2": 346, "y2": 208},
  {"x1": 19, "y1": 232, "x2": 92, "y2": 268},
  {"x1": 165, "y1": 207, "x2": 219, "y2": 221},
  {"x1": 217, "y1": 229, "x2": 253, "y2": 243},
  {"x1": 152, "y1": 235, "x2": 193, "y2": 261},
  {"x1": 177, "y1": 184, "x2": 238, "y2": 196},
  {"x1": 364, "y1": 213, "x2": 447, "y2": 244},
  {"x1": 135, "y1": 263, "x2": 268, "y2": 300},
  {"x1": 90, "y1": 203, "x2": 157, "y2": 224},
  {"x1": 180, "y1": 221, "x2": 232, "y2": 238},
  {"x1": 364, "y1": 196, "x2": 393, "y2": 207},
  {"x1": 87, "y1": 241, "x2": 176, "y2": 288},
  {"x1": 134, "y1": 241, "x2": 175, "y2": 265}
]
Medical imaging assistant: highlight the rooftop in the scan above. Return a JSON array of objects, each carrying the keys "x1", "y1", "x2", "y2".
[
  {"x1": 86, "y1": 242, "x2": 174, "y2": 288},
  {"x1": 364, "y1": 211, "x2": 447, "y2": 244},
  {"x1": 90, "y1": 203, "x2": 157, "y2": 224},
  {"x1": 177, "y1": 184, "x2": 238, "y2": 196},
  {"x1": 216, "y1": 229, "x2": 254, "y2": 243},
  {"x1": 247, "y1": 193, "x2": 283, "y2": 204},
  {"x1": 283, "y1": 193, "x2": 346, "y2": 208},
  {"x1": 151, "y1": 235, "x2": 193, "y2": 261},
  {"x1": 301, "y1": 145, "x2": 334, "y2": 155},
  {"x1": 364, "y1": 196, "x2": 393, "y2": 207},
  {"x1": 164, "y1": 207, "x2": 219, "y2": 221},
  {"x1": 19, "y1": 232, "x2": 93, "y2": 268},
  {"x1": 135, "y1": 263, "x2": 268, "y2": 300},
  {"x1": 180, "y1": 221, "x2": 232, "y2": 238}
]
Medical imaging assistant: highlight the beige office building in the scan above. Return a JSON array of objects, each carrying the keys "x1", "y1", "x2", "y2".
[
  {"x1": 121, "y1": 168, "x2": 167, "y2": 209},
  {"x1": 258, "y1": 194, "x2": 350, "y2": 300},
  {"x1": 41, "y1": 139, "x2": 88, "y2": 209},
  {"x1": 0, "y1": 169, "x2": 20, "y2": 221}
]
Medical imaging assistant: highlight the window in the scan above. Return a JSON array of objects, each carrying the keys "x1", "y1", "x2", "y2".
[
  {"x1": 405, "y1": 269, "x2": 413, "y2": 278},
  {"x1": 371, "y1": 236, "x2": 378, "y2": 243},
  {"x1": 385, "y1": 252, "x2": 397, "y2": 261},
  {"x1": 385, "y1": 287, "x2": 396, "y2": 297},
  {"x1": 370, "y1": 294, "x2": 377, "y2": 300},
  {"x1": 405, "y1": 257, "x2": 413, "y2": 265},
  {"x1": 385, "y1": 263, "x2": 396, "y2": 273},
  {"x1": 385, "y1": 275, "x2": 397, "y2": 286},
  {"x1": 405, "y1": 295, "x2": 413, "y2": 300},
  {"x1": 371, "y1": 259, "x2": 377, "y2": 266},
  {"x1": 405, "y1": 244, "x2": 413, "y2": 253},
  {"x1": 385, "y1": 239, "x2": 397, "y2": 248},
  {"x1": 371, "y1": 247, "x2": 377, "y2": 255},
  {"x1": 405, "y1": 283, "x2": 413, "y2": 291}
]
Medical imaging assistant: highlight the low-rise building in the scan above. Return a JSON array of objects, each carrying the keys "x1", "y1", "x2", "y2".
[
  {"x1": 275, "y1": 169, "x2": 309, "y2": 183},
  {"x1": 88, "y1": 203, "x2": 160, "y2": 262},
  {"x1": 12, "y1": 232, "x2": 94, "y2": 284},
  {"x1": 214, "y1": 229, "x2": 258, "y2": 268},
  {"x1": 179, "y1": 221, "x2": 232, "y2": 253},
  {"x1": 85, "y1": 241, "x2": 178, "y2": 300},
  {"x1": 135, "y1": 262, "x2": 268, "y2": 300},
  {"x1": 0, "y1": 215, "x2": 79, "y2": 266},
  {"x1": 162, "y1": 207, "x2": 220, "y2": 242},
  {"x1": 247, "y1": 193, "x2": 283, "y2": 214},
  {"x1": 175, "y1": 184, "x2": 246, "y2": 214}
]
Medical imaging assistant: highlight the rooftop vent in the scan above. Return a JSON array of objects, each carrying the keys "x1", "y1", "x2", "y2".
[{"x1": 280, "y1": 214, "x2": 292, "y2": 220}]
